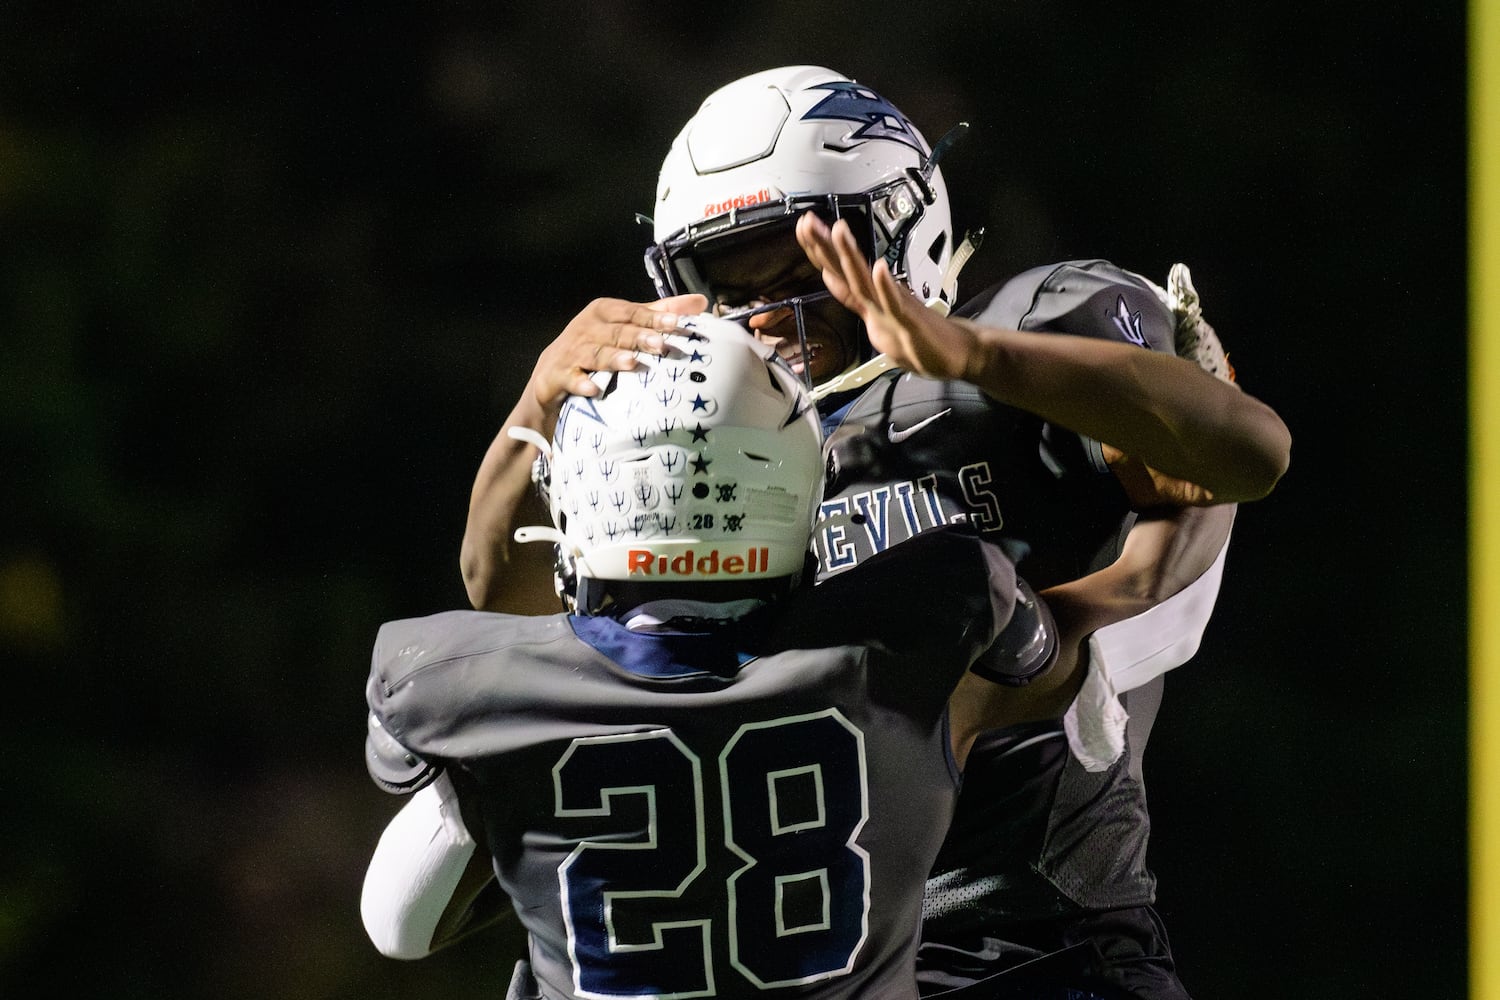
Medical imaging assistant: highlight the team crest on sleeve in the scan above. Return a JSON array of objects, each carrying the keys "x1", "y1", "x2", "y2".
[
  {"x1": 801, "y1": 82, "x2": 928, "y2": 157},
  {"x1": 1110, "y1": 295, "x2": 1148, "y2": 347}
]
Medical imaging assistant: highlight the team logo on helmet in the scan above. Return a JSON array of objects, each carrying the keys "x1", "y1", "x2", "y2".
[{"x1": 801, "y1": 81, "x2": 927, "y2": 157}]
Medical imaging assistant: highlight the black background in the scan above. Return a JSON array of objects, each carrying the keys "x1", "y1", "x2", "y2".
[{"x1": 0, "y1": 3, "x2": 1465, "y2": 998}]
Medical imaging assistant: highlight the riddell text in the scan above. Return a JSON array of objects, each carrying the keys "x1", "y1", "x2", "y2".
[
  {"x1": 627, "y1": 547, "x2": 770, "y2": 576},
  {"x1": 703, "y1": 189, "x2": 774, "y2": 218}
]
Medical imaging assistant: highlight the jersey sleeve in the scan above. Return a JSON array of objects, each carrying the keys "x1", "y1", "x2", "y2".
[
  {"x1": 365, "y1": 609, "x2": 564, "y2": 765},
  {"x1": 958, "y1": 259, "x2": 1176, "y2": 354},
  {"x1": 367, "y1": 610, "x2": 469, "y2": 762}
]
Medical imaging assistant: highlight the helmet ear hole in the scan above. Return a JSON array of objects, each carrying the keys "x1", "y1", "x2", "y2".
[{"x1": 927, "y1": 232, "x2": 947, "y2": 264}]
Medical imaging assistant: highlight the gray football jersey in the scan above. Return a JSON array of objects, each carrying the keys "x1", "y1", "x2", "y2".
[
  {"x1": 817, "y1": 259, "x2": 1175, "y2": 590},
  {"x1": 810, "y1": 262, "x2": 1180, "y2": 981},
  {"x1": 368, "y1": 528, "x2": 1016, "y2": 1000}
]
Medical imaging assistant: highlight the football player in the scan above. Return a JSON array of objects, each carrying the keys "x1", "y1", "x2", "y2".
[
  {"x1": 361, "y1": 316, "x2": 1226, "y2": 999},
  {"x1": 455, "y1": 68, "x2": 1290, "y2": 999}
]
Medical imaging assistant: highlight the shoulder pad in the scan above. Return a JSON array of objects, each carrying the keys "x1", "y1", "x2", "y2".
[
  {"x1": 968, "y1": 577, "x2": 1057, "y2": 686},
  {"x1": 959, "y1": 261, "x2": 1175, "y2": 354},
  {"x1": 366, "y1": 712, "x2": 440, "y2": 795}
]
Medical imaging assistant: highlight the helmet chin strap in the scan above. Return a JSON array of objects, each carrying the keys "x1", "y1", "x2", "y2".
[
  {"x1": 811, "y1": 354, "x2": 896, "y2": 401},
  {"x1": 506, "y1": 425, "x2": 552, "y2": 455},
  {"x1": 513, "y1": 525, "x2": 592, "y2": 612},
  {"x1": 930, "y1": 226, "x2": 985, "y2": 316},
  {"x1": 508, "y1": 428, "x2": 584, "y2": 606},
  {"x1": 512, "y1": 524, "x2": 574, "y2": 551}
]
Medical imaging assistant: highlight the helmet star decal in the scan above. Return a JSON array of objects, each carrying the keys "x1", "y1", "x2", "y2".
[{"x1": 802, "y1": 81, "x2": 928, "y2": 157}]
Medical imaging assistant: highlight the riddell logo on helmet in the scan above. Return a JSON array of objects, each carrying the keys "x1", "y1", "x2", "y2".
[
  {"x1": 703, "y1": 188, "x2": 774, "y2": 218},
  {"x1": 627, "y1": 547, "x2": 772, "y2": 577}
]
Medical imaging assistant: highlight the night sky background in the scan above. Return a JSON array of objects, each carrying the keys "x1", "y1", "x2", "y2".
[{"x1": 0, "y1": 3, "x2": 1467, "y2": 998}]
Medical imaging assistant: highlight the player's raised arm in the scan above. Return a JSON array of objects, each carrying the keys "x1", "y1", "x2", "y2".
[
  {"x1": 796, "y1": 214, "x2": 1290, "y2": 503},
  {"x1": 460, "y1": 295, "x2": 703, "y2": 610}
]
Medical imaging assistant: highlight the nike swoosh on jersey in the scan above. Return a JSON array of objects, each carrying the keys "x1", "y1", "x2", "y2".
[{"x1": 888, "y1": 408, "x2": 953, "y2": 443}]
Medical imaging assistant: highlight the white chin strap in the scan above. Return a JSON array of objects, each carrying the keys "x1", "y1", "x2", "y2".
[
  {"x1": 512, "y1": 525, "x2": 591, "y2": 576},
  {"x1": 512, "y1": 525, "x2": 569, "y2": 548},
  {"x1": 811, "y1": 354, "x2": 895, "y2": 401},
  {"x1": 506, "y1": 426, "x2": 592, "y2": 591},
  {"x1": 927, "y1": 227, "x2": 984, "y2": 317},
  {"x1": 506, "y1": 425, "x2": 552, "y2": 454}
]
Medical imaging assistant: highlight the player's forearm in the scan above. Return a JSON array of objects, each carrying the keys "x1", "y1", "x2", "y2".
[
  {"x1": 1114, "y1": 503, "x2": 1236, "y2": 602},
  {"x1": 460, "y1": 392, "x2": 557, "y2": 611},
  {"x1": 1040, "y1": 503, "x2": 1236, "y2": 638},
  {"x1": 954, "y1": 509, "x2": 1232, "y2": 760},
  {"x1": 960, "y1": 322, "x2": 1291, "y2": 502}
]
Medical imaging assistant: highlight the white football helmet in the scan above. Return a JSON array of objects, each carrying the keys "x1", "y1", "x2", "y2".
[
  {"x1": 514, "y1": 314, "x2": 825, "y2": 615},
  {"x1": 645, "y1": 66, "x2": 960, "y2": 315}
]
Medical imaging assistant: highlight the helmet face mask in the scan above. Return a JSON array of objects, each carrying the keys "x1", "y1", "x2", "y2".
[
  {"x1": 647, "y1": 188, "x2": 917, "y2": 305},
  {"x1": 517, "y1": 315, "x2": 825, "y2": 616},
  {"x1": 651, "y1": 205, "x2": 871, "y2": 385}
]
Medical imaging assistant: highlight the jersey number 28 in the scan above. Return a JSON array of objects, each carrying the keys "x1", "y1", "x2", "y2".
[{"x1": 553, "y1": 710, "x2": 870, "y2": 998}]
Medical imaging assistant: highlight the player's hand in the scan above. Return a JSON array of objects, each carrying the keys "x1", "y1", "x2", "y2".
[
  {"x1": 795, "y1": 213, "x2": 981, "y2": 381},
  {"x1": 528, "y1": 294, "x2": 708, "y2": 407}
]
